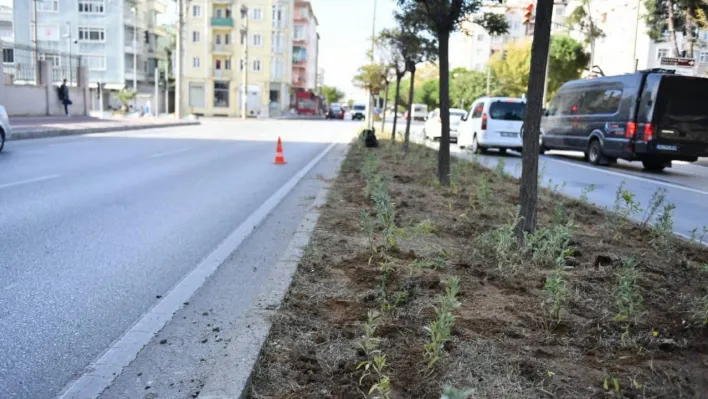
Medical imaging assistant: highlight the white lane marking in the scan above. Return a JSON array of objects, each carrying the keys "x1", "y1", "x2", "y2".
[
  {"x1": 0, "y1": 174, "x2": 61, "y2": 190},
  {"x1": 59, "y1": 141, "x2": 339, "y2": 399},
  {"x1": 150, "y1": 148, "x2": 191, "y2": 159},
  {"x1": 542, "y1": 156, "x2": 708, "y2": 197}
]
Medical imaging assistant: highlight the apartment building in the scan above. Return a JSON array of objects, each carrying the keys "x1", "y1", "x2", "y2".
[
  {"x1": 452, "y1": 0, "x2": 569, "y2": 71},
  {"x1": 182, "y1": 0, "x2": 293, "y2": 117},
  {"x1": 12, "y1": 0, "x2": 171, "y2": 100},
  {"x1": 292, "y1": 0, "x2": 318, "y2": 91},
  {"x1": 0, "y1": 5, "x2": 11, "y2": 41},
  {"x1": 579, "y1": 0, "x2": 708, "y2": 77}
]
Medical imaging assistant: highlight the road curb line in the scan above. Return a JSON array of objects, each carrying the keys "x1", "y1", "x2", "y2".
[
  {"x1": 9, "y1": 121, "x2": 201, "y2": 141},
  {"x1": 58, "y1": 141, "x2": 339, "y2": 399},
  {"x1": 197, "y1": 143, "x2": 350, "y2": 399}
]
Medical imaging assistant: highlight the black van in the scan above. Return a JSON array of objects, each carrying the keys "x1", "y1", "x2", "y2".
[{"x1": 539, "y1": 69, "x2": 708, "y2": 171}]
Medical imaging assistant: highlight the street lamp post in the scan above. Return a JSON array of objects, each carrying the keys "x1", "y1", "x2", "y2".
[
  {"x1": 64, "y1": 21, "x2": 73, "y2": 84},
  {"x1": 241, "y1": 5, "x2": 249, "y2": 120},
  {"x1": 132, "y1": 7, "x2": 137, "y2": 92}
]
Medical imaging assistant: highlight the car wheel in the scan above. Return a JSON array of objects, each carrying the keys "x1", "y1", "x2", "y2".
[
  {"x1": 586, "y1": 139, "x2": 603, "y2": 165},
  {"x1": 499, "y1": 148, "x2": 507, "y2": 154},
  {"x1": 642, "y1": 159, "x2": 667, "y2": 172},
  {"x1": 0, "y1": 129, "x2": 5, "y2": 153},
  {"x1": 472, "y1": 134, "x2": 486, "y2": 154}
]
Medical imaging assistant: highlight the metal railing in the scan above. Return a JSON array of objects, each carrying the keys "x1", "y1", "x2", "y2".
[{"x1": 1, "y1": 39, "x2": 84, "y2": 86}]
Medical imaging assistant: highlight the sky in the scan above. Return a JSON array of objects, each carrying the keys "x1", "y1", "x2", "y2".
[{"x1": 310, "y1": 0, "x2": 398, "y2": 98}]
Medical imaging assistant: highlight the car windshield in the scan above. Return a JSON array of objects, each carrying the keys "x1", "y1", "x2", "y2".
[
  {"x1": 353, "y1": 105, "x2": 366, "y2": 111},
  {"x1": 489, "y1": 101, "x2": 526, "y2": 121}
]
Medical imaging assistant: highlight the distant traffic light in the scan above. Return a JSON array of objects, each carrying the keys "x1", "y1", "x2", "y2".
[{"x1": 522, "y1": 3, "x2": 534, "y2": 25}]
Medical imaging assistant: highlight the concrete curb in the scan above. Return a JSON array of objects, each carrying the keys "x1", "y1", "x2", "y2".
[
  {"x1": 8, "y1": 121, "x2": 201, "y2": 141},
  {"x1": 197, "y1": 143, "x2": 349, "y2": 399}
]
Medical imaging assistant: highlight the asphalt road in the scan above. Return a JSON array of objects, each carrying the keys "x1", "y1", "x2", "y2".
[
  {"x1": 439, "y1": 142, "x2": 708, "y2": 239},
  {"x1": 0, "y1": 119, "x2": 353, "y2": 398}
]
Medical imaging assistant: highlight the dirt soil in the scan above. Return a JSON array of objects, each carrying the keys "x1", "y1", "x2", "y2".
[{"x1": 249, "y1": 139, "x2": 708, "y2": 399}]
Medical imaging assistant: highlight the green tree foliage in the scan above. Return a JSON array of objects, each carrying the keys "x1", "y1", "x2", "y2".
[
  {"x1": 643, "y1": 0, "x2": 708, "y2": 57},
  {"x1": 395, "y1": 68, "x2": 498, "y2": 111},
  {"x1": 565, "y1": 0, "x2": 604, "y2": 44},
  {"x1": 396, "y1": 0, "x2": 508, "y2": 185},
  {"x1": 320, "y1": 85, "x2": 345, "y2": 105},
  {"x1": 352, "y1": 63, "x2": 388, "y2": 96},
  {"x1": 490, "y1": 36, "x2": 589, "y2": 101}
]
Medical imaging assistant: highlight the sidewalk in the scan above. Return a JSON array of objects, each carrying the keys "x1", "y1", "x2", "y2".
[{"x1": 8, "y1": 115, "x2": 200, "y2": 141}]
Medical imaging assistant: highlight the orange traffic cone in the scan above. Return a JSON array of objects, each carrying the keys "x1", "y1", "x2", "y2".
[{"x1": 274, "y1": 137, "x2": 287, "y2": 165}]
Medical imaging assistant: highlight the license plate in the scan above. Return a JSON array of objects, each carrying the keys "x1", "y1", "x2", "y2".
[
  {"x1": 656, "y1": 144, "x2": 678, "y2": 151},
  {"x1": 500, "y1": 132, "x2": 518, "y2": 138}
]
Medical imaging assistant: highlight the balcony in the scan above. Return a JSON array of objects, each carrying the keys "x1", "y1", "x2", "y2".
[
  {"x1": 213, "y1": 0, "x2": 234, "y2": 3},
  {"x1": 213, "y1": 69, "x2": 232, "y2": 78},
  {"x1": 211, "y1": 17, "x2": 234, "y2": 27},
  {"x1": 212, "y1": 44, "x2": 232, "y2": 54}
]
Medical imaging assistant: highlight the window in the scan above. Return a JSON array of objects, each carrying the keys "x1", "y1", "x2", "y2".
[
  {"x1": 251, "y1": 7, "x2": 263, "y2": 20},
  {"x1": 294, "y1": 25, "x2": 305, "y2": 40},
  {"x1": 579, "y1": 89, "x2": 623, "y2": 115},
  {"x1": 470, "y1": 102, "x2": 484, "y2": 119},
  {"x1": 271, "y1": 56, "x2": 282, "y2": 79},
  {"x1": 489, "y1": 101, "x2": 526, "y2": 120},
  {"x1": 225, "y1": 33, "x2": 230, "y2": 44},
  {"x1": 252, "y1": 33, "x2": 262, "y2": 46},
  {"x1": 214, "y1": 81, "x2": 229, "y2": 107},
  {"x1": 215, "y1": 59, "x2": 222, "y2": 70},
  {"x1": 657, "y1": 48, "x2": 669, "y2": 60},
  {"x1": 78, "y1": 27, "x2": 105, "y2": 42},
  {"x1": 83, "y1": 54, "x2": 106, "y2": 70},
  {"x1": 477, "y1": 34, "x2": 485, "y2": 41},
  {"x1": 556, "y1": 91, "x2": 584, "y2": 116},
  {"x1": 216, "y1": 8, "x2": 223, "y2": 18},
  {"x1": 78, "y1": 0, "x2": 104, "y2": 13},
  {"x1": 192, "y1": 31, "x2": 200, "y2": 43},
  {"x1": 192, "y1": 5, "x2": 201, "y2": 17},
  {"x1": 2, "y1": 48, "x2": 13, "y2": 63},
  {"x1": 225, "y1": 59, "x2": 231, "y2": 70},
  {"x1": 700, "y1": 51, "x2": 708, "y2": 63},
  {"x1": 189, "y1": 83, "x2": 205, "y2": 107},
  {"x1": 271, "y1": 31, "x2": 283, "y2": 52},
  {"x1": 37, "y1": 0, "x2": 59, "y2": 12},
  {"x1": 252, "y1": 59, "x2": 261, "y2": 72},
  {"x1": 192, "y1": 57, "x2": 200, "y2": 68},
  {"x1": 215, "y1": 34, "x2": 221, "y2": 45},
  {"x1": 272, "y1": 5, "x2": 284, "y2": 28}
]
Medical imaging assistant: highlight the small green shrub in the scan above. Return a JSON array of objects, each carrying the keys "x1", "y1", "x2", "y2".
[
  {"x1": 424, "y1": 277, "x2": 461, "y2": 370},
  {"x1": 649, "y1": 203, "x2": 676, "y2": 254},
  {"x1": 543, "y1": 268, "x2": 567, "y2": 325}
]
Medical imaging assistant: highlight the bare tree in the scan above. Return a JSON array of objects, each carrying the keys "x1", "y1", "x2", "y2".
[
  {"x1": 517, "y1": 0, "x2": 554, "y2": 239},
  {"x1": 377, "y1": 30, "x2": 407, "y2": 142},
  {"x1": 396, "y1": 0, "x2": 508, "y2": 185}
]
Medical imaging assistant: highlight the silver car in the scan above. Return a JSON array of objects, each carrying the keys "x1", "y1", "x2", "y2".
[{"x1": 0, "y1": 105, "x2": 11, "y2": 152}]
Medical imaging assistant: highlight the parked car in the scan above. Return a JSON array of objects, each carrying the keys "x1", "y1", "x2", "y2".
[
  {"x1": 421, "y1": 108, "x2": 468, "y2": 143},
  {"x1": 458, "y1": 97, "x2": 526, "y2": 153},
  {"x1": 0, "y1": 105, "x2": 12, "y2": 152},
  {"x1": 538, "y1": 69, "x2": 708, "y2": 171},
  {"x1": 352, "y1": 103, "x2": 367, "y2": 120}
]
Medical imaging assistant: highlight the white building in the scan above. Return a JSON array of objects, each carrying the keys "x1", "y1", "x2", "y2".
[{"x1": 452, "y1": 0, "x2": 569, "y2": 71}]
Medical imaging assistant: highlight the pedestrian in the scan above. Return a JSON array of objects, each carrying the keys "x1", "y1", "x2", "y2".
[{"x1": 58, "y1": 79, "x2": 72, "y2": 117}]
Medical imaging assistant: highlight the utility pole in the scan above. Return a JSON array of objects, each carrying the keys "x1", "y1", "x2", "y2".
[
  {"x1": 176, "y1": 0, "x2": 184, "y2": 119},
  {"x1": 132, "y1": 7, "x2": 138, "y2": 92},
  {"x1": 632, "y1": 0, "x2": 641, "y2": 71},
  {"x1": 368, "y1": 0, "x2": 377, "y2": 129},
  {"x1": 241, "y1": 5, "x2": 249, "y2": 120},
  {"x1": 154, "y1": 67, "x2": 159, "y2": 116},
  {"x1": 33, "y1": 0, "x2": 39, "y2": 84},
  {"x1": 164, "y1": 59, "x2": 169, "y2": 115}
]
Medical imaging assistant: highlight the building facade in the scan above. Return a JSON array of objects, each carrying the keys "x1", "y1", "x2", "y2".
[
  {"x1": 452, "y1": 0, "x2": 569, "y2": 71},
  {"x1": 292, "y1": 0, "x2": 318, "y2": 91},
  {"x1": 12, "y1": 0, "x2": 170, "y2": 97},
  {"x1": 182, "y1": 0, "x2": 295, "y2": 117}
]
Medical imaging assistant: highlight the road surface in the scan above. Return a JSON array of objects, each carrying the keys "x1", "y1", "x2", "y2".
[{"x1": 0, "y1": 119, "x2": 353, "y2": 398}]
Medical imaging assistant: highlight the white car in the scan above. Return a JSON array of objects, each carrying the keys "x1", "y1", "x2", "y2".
[
  {"x1": 457, "y1": 97, "x2": 526, "y2": 153},
  {"x1": 421, "y1": 108, "x2": 467, "y2": 143},
  {"x1": 0, "y1": 105, "x2": 12, "y2": 152}
]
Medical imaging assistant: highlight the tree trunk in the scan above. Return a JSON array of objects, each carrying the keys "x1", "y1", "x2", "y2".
[
  {"x1": 392, "y1": 73, "x2": 402, "y2": 142},
  {"x1": 685, "y1": 6, "x2": 696, "y2": 58},
  {"x1": 517, "y1": 0, "x2": 554, "y2": 241},
  {"x1": 667, "y1": 0, "x2": 681, "y2": 57},
  {"x1": 403, "y1": 67, "x2": 416, "y2": 153},
  {"x1": 437, "y1": 29, "x2": 451, "y2": 187},
  {"x1": 381, "y1": 81, "x2": 389, "y2": 138}
]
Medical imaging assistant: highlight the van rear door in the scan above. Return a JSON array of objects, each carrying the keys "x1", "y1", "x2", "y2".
[{"x1": 651, "y1": 75, "x2": 708, "y2": 152}]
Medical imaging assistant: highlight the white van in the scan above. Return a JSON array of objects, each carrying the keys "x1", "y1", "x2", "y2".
[
  {"x1": 421, "y1": 108, "x2": 468, "y2": 142},
  {"x1": 457, "y1": 97, "x2": 526, "y2": 153}
]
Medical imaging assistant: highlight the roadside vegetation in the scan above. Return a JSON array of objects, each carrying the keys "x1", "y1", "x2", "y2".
[{"x1": 249, "y1": 138, "x2": 708, "y2": 398}]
